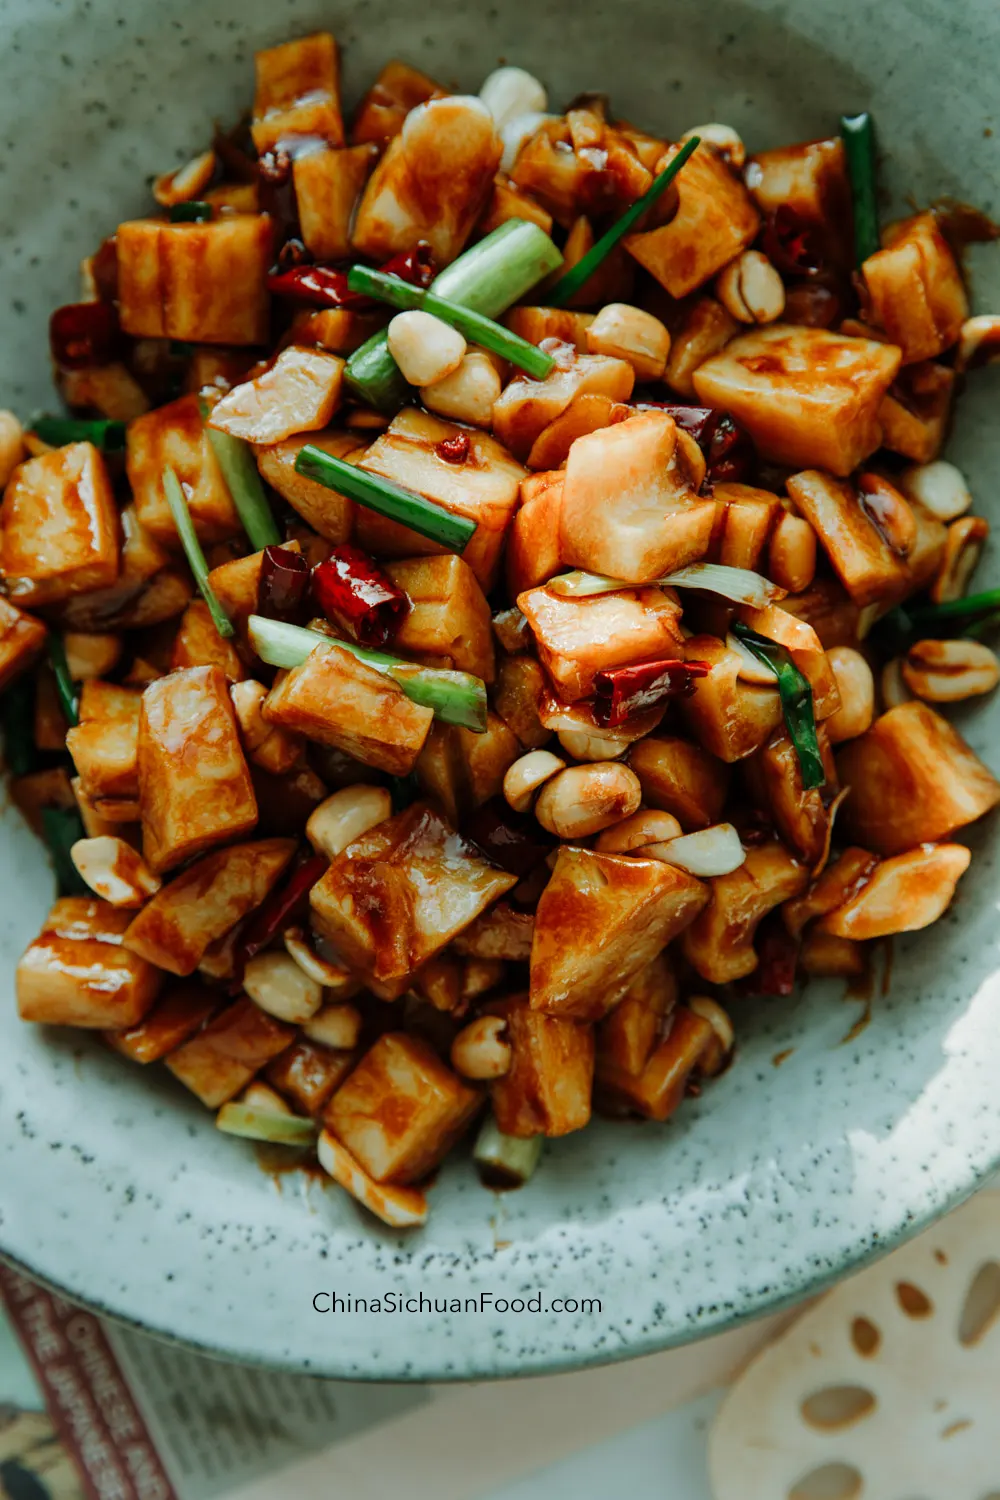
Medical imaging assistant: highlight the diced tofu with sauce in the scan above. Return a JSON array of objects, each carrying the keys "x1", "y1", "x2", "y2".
[
  {"x1": 255, "y1": 431, "x2": 362, "y2": 543},
  {"x1": 126, "y1": 395, "x2": 241, "y2": 547},
  {"x1": 877, "y1": 361, "x2": 955, "y2": 464},
  {"x1": 492, "y1": 353, "x2": 635, "y2": 462},
  {"x1": 0, "y1": 596, "x2": 46, "y2": 691},
  {"x1": 624, "y1": 142, "x2": 760, "y2": 297},
  {"x1": 251, "y1": 33, "x2": 345, "y2": 153},
  {"x1": 324, "y1": 1031, "x2": 481, "y2": 1184},
  {"x1": 862, "y1": 212, "x2": 969, "y2": 364},
  {"x1": 318, "y1": 1130, "x2": 429, "y2": 1227},
  {"x1": 165, "y1": 997, "x2": 296, "y2": 1108},
  {"x1": 355, "y1": 408, "x2": 525, "y2": 591},
  {"x1": 171, "y1": 599, "x2": 247, "y2": 681},
  {"x1": 628, "y1": 733, "x2": 731, "y2": 830},
  {"x1": 206, "y1": 541, "x2": 302, "y2": 635},
  {"x1": 263, "y1": 641, "x2": 434, "y2": 775},
  {"x1": 58, "y1": 503, "x2": 191, "y2": 633},
  {"x1": 744, "y1": 137, "x2": 853, "y2": 270},
  {"x1": 505, "y1": 307, "x2": 594, "y2": 353},
  {"x1": 477, "y1": 174, "x2": 555, "y2": 237},
  {"x1": 692, "y1": 324, "x2": 902, "y2": 477},
  {"x1": 595, "y1": 952, "x2": 677, "y2": 1079},
  {"x1": 266, "y1": 1038, "x2": 357, "y2": 1117},
  {"x1": 207, "y1": 348, "x2": 345, "y2": 445},
  {"x1": 123, "y1": 837, "x2": 296, "y2": 975},
  {"x1": 294, "y1": 144, "x2": 378, "y2": 260},
  {"x1": 487, "y1": 993, "x2": 594, "y2": 1138},
  {"x1": 17, "y1": 897, "x2": 163, "y2": 1029},
  {"x1": 352, "y1": 96, "x2": 501, "y2": 266},
  {"x1": 116, "y1": 214, "x2": 274, "y2": 345},
  {"x1": 595, "y1": 1006, "x2": 714, "y2": 1120},
  {"x1": 59, "y1": 361, "x2": 151, "y2": 421},
  {"x1": 290, "y1": 306, "x2": 386, "y2": 356},
  {"x1": 530, "y1": 846, "x2": 709, "y2": 1021},
  {"x1": 749, "y1": 726, "x2": 837, "y2": 866},
  {"x1": 0, "y1": 443, "x2": 119, "y2": 606},
  {"x1": 66, "y1": 680, "x2": 143, "y2": 803},
  {"x1": 137, "y1": 665, "x2": 258, "y2": 873},
  {"x1": 517, "y1": 584, "x2": 684, "y2": 702},
  {"x1": 710, "y1": 481, "x2": 783, "y2": 570},
  {"x1": 679, "y1": 634, "x2": 783, "y2": 762},
  {"x1": 785, "y1": 469, "x2": 910, "y2": 608},
  {"x1": 559, "y1": 411, "x2": 716, "y2": 583},
  {"x1": 383, "y1": 554, "x2": 495, "y2": 682},
  {"x1": 453, "y1": 902, "x2": 535, "y2": 961},
  {"x1": 506, "y1": 471, "x2": 563, "y2": 597},
  {"x1": 415, "y1": 712, "x2": 520, "y2": 823},
  {"x1": 310, "y1": 801, "x2": 517, "y2": 983},
  {"x1": 509, "y1": 116, "x2": 650, "y2": 229},
  {"x1": 105, "y1": 980, "x2": 218, "y2": 1062},
  {"x1": 351, "y1": 59, "x2": 443, "y2": 148},
  {"x1": 683, "y1": 840, "x2": 809, "y2": 984}
]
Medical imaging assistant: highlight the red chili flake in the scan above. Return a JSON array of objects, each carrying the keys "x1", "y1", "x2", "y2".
[
  {"x1": 258, "y1": 544, "x2": 311, "y2": 623},
  {"x1": 593, "y1": 658, "x2": 711, "y2": 728},
  {"x1": 760, "y1": 205, "x2": 825, "y2": 278},
  {"x1": 738, "y1": 915, "x2": 800, "y2": 998},
  {"x1": 231, "y1": 852, "x2": 329, "y2": 988},
  {"x1": 464, "y1": 799, "x2": 554, "y2": 879},
  {"x1": 311, "y1": 544, "x2": 410, "y2": 648},
  {"x1": 49, "y1": 301, "x2": 120, "y2": 370},
  {"x1": 377, "y1": 241, "x2": 436, "y2": 290},
  {"x1": 436, "y1": 433, "x2": 471, "y2": 465}
]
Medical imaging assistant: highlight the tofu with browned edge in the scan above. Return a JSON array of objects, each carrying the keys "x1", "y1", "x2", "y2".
[
  {"x1": 116, "y1": 214, "x2": 273, "y2": 345},
  {"x1": 487, "y1": 994, "x2": 594, "y2": 1138},
  {"x1": 1, "y1": 443, "x2": 119, "y2": 606},
  {"x1": 126, "y1": 395, "x2": 241, "y2": 547},
  {"x1": 17, "y1": 897, "x2": 163, "y2": 1029},
  {"x1": 165, "y1": 998, "x2": 295, "y2": 1108}
]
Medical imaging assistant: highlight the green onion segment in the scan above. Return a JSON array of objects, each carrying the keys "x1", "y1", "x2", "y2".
[
  {"x1": 294, "y1": 444, "x2": 476, "y2": 552},
  {"x1": 47, "y1": 634, "x2": 79, "y2": 727},
  {"x1": 840, "y1": 112, "x2": 880, "y2": 265},
  {"x1": 731, "y1": 622, "x2": 826, "y2": 790},
  {"x1": 201, "y1": 407, "x2": 281, "y2": 550},
  {"x1": 32, "y1": 417, "x2": 126, "y2": 452},
  {"x1": 545, "y1": 563, "x2": 784, "y2": 609},
  {"x1": 162, "y1": 466, "x2": 235, "y2": 638}
]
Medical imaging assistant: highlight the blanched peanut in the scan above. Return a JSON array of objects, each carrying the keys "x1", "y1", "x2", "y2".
[
  {"x1": 302, "y1": 1001, "x2": 363, "y2": 1050},
  {"x1": 557, "y1": 727, "x2": 631, "y2": 761},
  {"x1": 901, "y1": 638, "x2": 1000, "y2": 703},
  {"x1": 152, "y1": 149, "x2": 217, "y2": 207},
  {"x1": 283, "y1": 927, "x2": 353, "y2": 988},
  {"x1": 931, "y1": 515, "x2": 989, "y2": 603},
  {"x1": 0, "y1": 410, "x2": 25, "y2": 489},
  {"x1": 856, "y1": 472, "x2": 917, "y2": 557},
  {"x1": 479, "y1": 66, "x2": 547, "y2": 130},
  {"x1": 681, "y1": 122, "x2": 745, "y2": 168},
  {"x1": 585, "y1": 303, "x2": 671, "y2": 382},
  {"x1": 503, "y1": 749, "x2": 565, "y2": 813},
  {"x1": 387, "y1": 310, "x2": 466, "y2": 387},
  {"x1": 421, "y1": 351, "x2": 501, "y2": 426},
  {"x1": 500, "y1": 111, "x2": 555, "y2": 173},
  {"x1": 825, "y1": 646, "x2": 876, "y2": 744},
  {"x1": 687, "y1": 994, "x2": 734, "y2": 1076},
  {"x1": 70, "y1": 836, "x2": 161, "y2": 907},
  {"x1": 646, "y1": 822, "x2": 746, "y2": 877},
  {"x1": 954, "y1": 314, "x2": 1000, "y2": 373},
  {"x1": 880, "y1": 657, "x2": 914, "y2": 710},
  {"x1": 230, "y1": 679, "x2": 301, "y2": 775},
  {"x1": 450, "y1": 1015, "x2": 512, "y2": 1080},
  {"x1": 767, "y1": 512, "x2": 816, "y2": 593},
  {"x1": 306, "y1": 784, "x2": 393, "y2": 859},
  {"x1": 899, "y1": 460, "x2": 972, "y2": 522},
  {"x1": 819, "y1": 842, "x2": 971, "y2": 940},
  {"x1": 534, "y1": 762, "x2": 642, "y2": 838},
  {"x1": 63, "y1": 631, "x2": 124, "y2": 681},
  {"x1": 461, "y1": 958, "x2": 505, "y2": 1000},
  {"x1": 596, "y1": 808, "x2": 683, "y2": 853},
  {"x1": 243, "y1": 951, "x2": 323, "y2": 1024},
  {"x1": 715, "y1": 250, "x2": 785, "y2": 324}
]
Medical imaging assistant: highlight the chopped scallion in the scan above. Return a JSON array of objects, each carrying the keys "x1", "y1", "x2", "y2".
[
  {"x1": 216, "y1": 1101, "x2": 317, "y2": 1146},
  {"x1": 201, "y1": 404, "x2": 281, "y2": 549},
  {"x1": 840, "y1": 112, "x2": 880, "y2": 265},
  {"x1": 162, "y1": 466, "x2": 235, "y2": 638},
  {"x1": 169, "y1": 201, "x2": 213, "y2": 223},
  {"x1": 47, "y1": 634, "x2": 79, "y2": 727},
  {"x1": 473, "y1": 1115, "x2": 543, "y2": 1189},
  {"x1": 0, "y1": 676, "x2": 37, "y2": 776},
  {"x1": 545, "y1": 563, "x2": 784, "y2": 608},
  {"x1": 294, "y1": 444, "x2": 476, "y2": 552},
  {"x1": 731, "y1": 622, "x2": 826, "y2": 790},
  {"x1": 41, "y1": 806, "x2": 89, "y2": 896},
  {"x1": 31, "y1": 417, "x2": 127, "y2": 452}
]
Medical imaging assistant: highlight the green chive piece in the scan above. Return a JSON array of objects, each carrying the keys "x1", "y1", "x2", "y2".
[
  {"x1": 41, "y1": 806, "x2": 89, "y2": 896},
  {"x1": 294, "y1": 445, "x2": 476, "y2": 552},
  {"x1": 201, "y1": 407, "x2": 281, "y2": 550},
  {"x1": 840, "y1": 112, "x2": 880, "y2": 265},
  {"x1": 473, "y1": 1115, "x2": 543, "y2": 1189},
  {"x1": 347, "y1": 266, "x2": 556, "y2": 380},
  {"x1": 0, "y1": 676, "x2": 37, "y2": 776},
  {"x1": 731, "y1": 622, "x2": 826, "y2": 790},
  {"x1": 47, "y1": 634, "x2": 79, "y2": 727},
  {"x1": 344, "y1": 219, "x2": 563, "y2": 411},
  {"x1": 216, "y1": 1102, "x2": 317, "y2": 1146},
  {"x1": 546, "y1": 135, "x2": 700, "y2": 308},
  {"x1": 169, "y1": 201, "x2": 213, "y2": 223},
  {"x1": 32, "y1": 417, "x2": 127, "y2": 452},
  {"x1": 908, "y1": 587, "x2": 1000, "y2": 627},
  {"x1": 162, "y1": 466, "x2": 235, "y2": 638},
  {"x1": 248, "y1": 615, "x2": 488, "y2": 732}
]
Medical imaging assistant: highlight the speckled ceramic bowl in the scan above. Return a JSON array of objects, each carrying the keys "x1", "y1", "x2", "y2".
[{"x1": 2, "y1": 0, "x2": 1000, "y2": 1381}]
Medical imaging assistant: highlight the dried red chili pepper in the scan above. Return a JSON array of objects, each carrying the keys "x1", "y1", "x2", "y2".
[
  {"x1": 464, "y1": 799, "x2": 554, "y2": 879},
  {"x1": 436, "y1": 433, "x2": 471, "y2": 465},
  {"x1": 258, "y1": 544, "x2": 311, "y2": 623},
  {"x1": 267, "y1": 243, "x2": 437, "y2": 310},
  {"x1": 593, "y1": 658, "x2": 711, "y2": 728},
  {"x1": 737, "y1": 914, "x2": 800, "y2": 998},
  {"x1": 311, "y1": 544, "x2": 409, "y2": 647},
  {"x1": 760, "y1": 205, "x2": 825, "y2": 278},
  {"x1": 377, "y1": 241, "x2": 436, "y2": 289},
  {"x1": 49, "y1": 301, "x2": 120, "y2": 370},
  {"x1": 231, "y1": 852, "x2": 329, "y2": 987},
  {"x1": 635, "y1": 402, "x2": 755, "y2": 485}
]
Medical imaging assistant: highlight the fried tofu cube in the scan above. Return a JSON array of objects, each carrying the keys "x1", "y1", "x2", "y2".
[
  {"x1": 263, "y1": 641, "x2": 434, "y2": 775},
  {"x1": 165, "y1": 997, "x2": 296, "y2": 1108},
  {"x1": 487, "y1": 994, "x2": 594, "y2": 1139},
  {"x1": 17, "y1": 897, "x2": 163, "y2": 1029},
  {"x1": 862, "y1": 212, "x2": 968, "y2": 364},
  {"x1": 206, "y1": 540, "x2": 302, "y2": 635},
  {"x1": 123, "y1": 837, "x2": 296, "y2": 975},
  {"x1": 67, "y1": 681, "x2": 142, "y2": 802},
  {"x1": 324, "y1": 1031, "x2": 481, "y2": 1184},
  {"x1": 693, "y1": 324, "x2": 902, "y2": 477},
  {"x1": 525, "y1": 393, "x2": 630, "y2": 472},
  {"x1": 559, "y1": 411, "x2": 715, "y2": 583},
  {"x1": 749, "y1": 726, "x2": 837, "y2": 866},
  {"x1": 745, "y1": 137, "x2": 853, "y2": 269},
  {"x1": 310, "y1": 801, "x2": 517, "y2": 981},
  {"x1": 595, "y1": 1006, "x2": 714, "y2": 1120},
  {"x1": 628, "y1": 733, "x2": 731, "y2": 830},
  {"x1": 0, "y1": 443, "x2": 119, "y2": 606},
  {"x1": 711, "y1": 481, "x2": 782, "y2": 570},
  {"x1": 12, "y1": 766, "x2": 76, "y2": 836},
  {"x1": 255, "y1": 431, "x2": 361, "y2": 543},
  {"x1": 170, "y1": 599, "x2": 247, "y2": 681},
  {"x1": 664, "y1": 295, "x2": 739, "y2": 397},
  {"x1": 625, "y1": 142, "x2": 760, "y2": 297},
  {"x1": 479, "y1": 177, "x2": 555, "y2": 237},
  {"x1": 355, "y1": 408, "x2": 525, "y2": 591},
  {"x1": 877, "y1": 361, "x2": 955, "y2": 465},
  {"x1": 785, "y1": 469, "x2": 909, "y2": 608},
  {"x1": 138, "y1": 665, "x2": 258, "y2": 873},
  {"x1": 517, "y1": 584, "x2": 684, "y2": 702},
  {"x1": 289, "y1": 306, "x2": 386, "y2": 356},
  {"x1": 506, "y1": 306, "x2": 594, "y2": 352},
  {"x1": 351, "y1": 58, "x2": 442, "y2": 148},
  {"x1": 105, "y1": 980, "x2": 218, "y2": 1062},
  {"x1": 0, "y1": 597, "x2": 46, "y2": 691},
  {"x1": 266, "y1": 1038, "x2": 357, "y2": 1118},
  {"x1": 530, "y1": 847, "x2": 709, "y2": 1021},
  {"x1": 679, "y1": 635, "x2": 783, "y2": 763},
  {"x1": 58, "y1": 361, "x2": 150, "y2": 422},
  {"x1": 58, "y1": 502, "x2": 189, "y2": 634},
  {"x1": 836, "y1": 700, "x2": 1000, "y2": 855},
  {"x1": 294, "y1": 144, "x2": 377, "y2": 260},
  {"x1": 207, "y1": 347, "x2": 345, "y2": 446},
  {"x1": 251, "y1": 32, "x2": 345, "y2": 153},
  {"x1": 415, "y1": 712, "x2": 520, "y2": 824},
  {"x1": 126, "y1": 395, "x2": 240, "y2": 547},
  {"x1": 352, "y1": 96, "x2": 500, "y2": 266},
  {"x1": 492, "y1": 354, "x2": 635, "y2": 463},
  {"x1": 453, "y1": 903, "x2": 535, "y2": 961},
  {"x1": 683, "y1": 840, "x2": 810, "y2": 984},
  {"x1": 506, "y1": 471, "x2": 564, "y2": 598},
  {"x1": 383, "y1": 554, "x2": 494, "y2": 682},
  {"x1": 117, "y1": 214, "x2": 273, "y2": 345},
  {"x1": 595, "y1": 951, "x2": 677, "y2": 1078}
]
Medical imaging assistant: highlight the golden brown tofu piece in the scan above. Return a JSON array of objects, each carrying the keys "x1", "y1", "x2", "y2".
[
  {"x1": 294, "y1": 144, "x2": 377, "y2": 260},
  {"x1": 67, "y1": 681, "x2": 142, "y2": 803},
  {"x1": 781, "y1": 846, "x2": 880, "y2": 939},
  {"x1": 559, "y1": 411, "x2": 715, "y2": 583},
  {"x1": 310, "y1": 801, "x2": 517, "y2": 982},
  {"x1": 628, "y1": 733, "x2": 731, "y2": 831},
  {"x1": 263, "y1": 641, "x2": 434, "y2": 775},
  {"x1": 479, "y1": 177, "x2": 555, "y2": 237},
  {"x1": 290, "y1": 306, "x2": 386, "y2": 357},
  {"x1": 530, "y1": 847, "x2": 708, "y2": 1022},
  {"x1": 664, "y1": 296, "x2": 739, "y2": 398},
  {"x1": 492, "y1": 353, "x2": 635, "y2": 463},
  {"x1": 877, "y1": 361, "x2": 955, "y2": 464},
  {"x1": 17, "y1": 897, "x2": 162, "y2": 1029},
  {"x1": 324, "y1": 1031, "x2": 481, "y2": 1184},
  {"x1": 170, "y1": 599, "x2": 247, "y2": 681},
  {"x1": 862, "y1": 212, "x2": 968, "y2": 364},
  {"x1": 0, "y1": 596, "x2": 46, "y2": 691},
  {"x1": 818, "y1": 843, "x2": 970, "y2": 940},
  {"x1": 493, "y1": 654, "x2": 552, "y2": 749},
  {"x1": 116, "y1": 214, "x2": 273, "y2": 345},
  {"x1": 735, "y1": 603, "x2": 841, "y2": 720},
  {"x1": 711, "y1": 481, "x2": 783, "y2": 571},
  {"x1": 510, "y1": 116, "x2": 650, "y2": 230},
  {"x1": 58, "y1": 503, "x2": 191, "y2": 634},
  {"x1": 595, "y1": 1006, "x2": 713, "y2": 1121},
  {"x1": 126, "y1": 395, "x2": 240, "y2": 547},
  {"x1": 744, "y1": 137, "x2": 853, "y2": 270},
  {"x1": 266, "y1": 1038, "x2": 357, "y2": 1118},
  {"x1": 624, "y1": 142, "x2": 760, "y2": 296},
  {"x1": 383, "y1": 554, "x2": 494, "y2": 682},
  {"x1": 487, "y1": 994, "x2": 594, "y2": 1139},
  {"x1": 207, "y1": 347, "x2": 345, "y2": 446},
  {"x1": 453, "y1": 903, "x2": 535, "y2": 961},
  {"x1": 255, "y1": 430, "x2": 361, "y2": 543},
  {"x1": 105, "y1": 980, "x2": 218, "y2": 1063},
  {"x1": 351, "y1": 58, "x2": 443, "y2": 147},
  {"x1": 415, "y1": 713, "x2": 520, "y2": 824},
  {"x1": 749, "y1": 726, "x2": 836, "y2": 866},
  {"x1": 596, "y1": 951, "x2": 677, "y2": 1079},
  {"x1": 59, "y1": 361, "x2": 150, "y2": 421},
  {"x1": 836, "y1": 701, "x2": 1000, "y2": 856},
  {"x1": 1, "y1": 443, "x2": 119, "y2": 606},
  {"x1": 165, "y1": 997, "x2": 296, "y2": 1108},
  {"x1": 251, "y1": 32, "x2": 345, "y2": 153},
  {"x1": 123, "y1": 837, "x2": 295, "y2": 975},
  {"x1": 517, "y1": 584, "x2": 684, "y2": 702},
  {"x1": 692, "y1": 324, "x2": 901, "y2": 477},
  {"x1": 206, "y1": 540, "x2": 302, "y2": 635},
  {"x1": 506, "y1": 472, "x2": 564, "y2": 598},
  {"x1": 505, "y1": 307, "x2": 593, "y2": 352},
  {"x1": 352, "y1": 96, "x2": 501, "y2": 266},
  {"x1": 355, "y1": 408, "x2": 525, "y2": 591},
  {"x1": 785, "y1": 469, "x2": 909, "y2": 608},
  {"x1": 680, "y1": 634, "x2": 783, "y2": 763},
  {"x1": 138, "y1": 665, "x2": 258, "y2": 873},
  {"x1": 683, "y1": 841, "x2": 809, "y2": 984}
]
